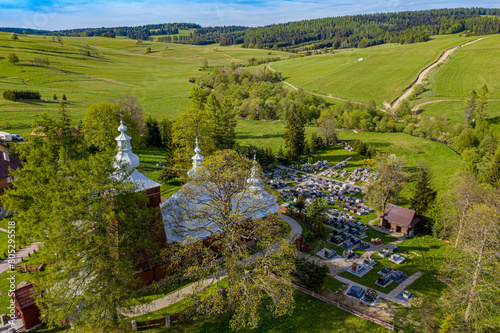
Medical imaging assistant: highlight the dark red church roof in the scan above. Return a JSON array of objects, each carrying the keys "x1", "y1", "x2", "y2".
[
  {"x1": 13, "y1": 283, "x2": 38, "y2": 310},
  {"x1": 381, "y1": 203, "x2": 420, "y2": 228},
  {"x1": 0, "y1": 145, "x2": 22, "y2": 179}
]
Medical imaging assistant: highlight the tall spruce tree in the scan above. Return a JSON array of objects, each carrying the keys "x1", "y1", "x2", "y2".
[
  {"x1": 463, "y1": 90, "x2": 478, "y2": 127},
  {"x1": 284, "y1": 108, "x2": 305, "y2": 161},
  {"x1": 206, "y1": 93, "x2": 237, "y2": 150},
  {"x1": 486, "y1": 145, "x2": 500, "y2": 187},
  {"x1": 145, "y1": 116, "x2": 162, "y2": 147},
  {"x1": 410, "y1": 163, "x2": 437, "y2": 231},
  {"x1": 4, "y1": 108, "x2": 157, "y2": 330}
]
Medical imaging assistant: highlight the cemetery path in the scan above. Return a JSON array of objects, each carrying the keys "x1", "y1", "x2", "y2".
[
  {"x1": 121, "y1": 214, "x2": 302, "y2": 318},
  {"x1": 387, "y1": 272, "x2": 423, "y2": 299},
  {"x1": 278, "y1": 213, "x2": 302, "y2": 241},
  {"x1": 0, "y1": 243, "x2": 39, "y2": 274},
  {"x1": 120, "y1": 275, "x2": 226, "y2": 318}
]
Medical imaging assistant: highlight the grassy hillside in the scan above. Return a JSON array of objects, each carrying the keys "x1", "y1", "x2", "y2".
[
  {"x1": 0, "y1": 32, "x2": 290, "y2": 136},
  {"x1": 428, "y1": 35, "x2": 500, "y2": 99},
  {"x1": 409, "y1": 35, "x2": 500, "y2": 125},
  {"x1": 270, "y1": 34, "x2": 470, "y2": 104}
]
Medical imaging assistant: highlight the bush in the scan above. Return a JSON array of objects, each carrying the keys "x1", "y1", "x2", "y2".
[
  {"x1": 3, "y1": 90, "x2": 41, "y2": 101},
  {"x1": 292, "y1": 257, "x2": 329, "y2": 291}
]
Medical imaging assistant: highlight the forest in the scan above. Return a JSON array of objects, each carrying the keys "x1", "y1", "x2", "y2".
[{"x1": 2, "y1": 8, "x2": 499, "y2": 49}]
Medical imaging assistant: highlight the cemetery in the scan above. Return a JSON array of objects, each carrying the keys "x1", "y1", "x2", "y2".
[
  {"x1": 324, "y1": 166, "x2": 377, "y2": 185},
  {"x1": 289, "y1": 159, "x2": 330, "y2": 173}
]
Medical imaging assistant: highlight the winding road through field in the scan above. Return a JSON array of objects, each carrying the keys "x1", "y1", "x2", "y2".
[{"x1": 389, "y1": 37, "x2": 485, "y2": 110}]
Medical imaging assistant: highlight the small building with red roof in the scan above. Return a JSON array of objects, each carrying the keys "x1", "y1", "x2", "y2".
[
  {"x1": 11, "y1": 283, "x2": 42, "y2": 330},
  {"x1": 380, "y1": 203, "x2": 420, "y2": 236}
]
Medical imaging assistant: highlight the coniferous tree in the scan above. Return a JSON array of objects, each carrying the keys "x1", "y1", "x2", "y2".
[
  {"x1": 206, "y1": 94, "x2": 237, "y2": 150},
  {"x1": 4, "y1": 107, "x2": 157, "y2": 331},
  {"x1": 486, "y1": 145, "x2": 500, "y2": 188},
  {"x1": 159, "y1": 118, "x2": 174, "y2": 164},
  {"x1": 145, "y1": 116, "x2": 162, "y2": 147},
  {"x1": 411, "y1": 163, "x2": 437, "y2": 232},
  {"x1": 284, "y1": 108, "x2": 305, "y2": 161},
  {"x1": 476, "y1": 84, "x2": 489, "y2": 122},
  {"x1": 463, "y1": 90, "x2": 477, "y2": 127}
]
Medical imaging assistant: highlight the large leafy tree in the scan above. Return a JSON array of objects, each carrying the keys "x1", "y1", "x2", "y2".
[
  {"x1": 172, "y1": 107, "x2": 213, "y2": 173},
  {"x1": 162, "y1": 150, "x2": 295, "y2": 331},
  {"x1": 4, "y1": 108, "x2": 157, "y2": 330},
  {"x1": 441, "y1": 199, "x2": 500, "y2": 331},
  {"x1": 365, "y1": 154, "x2": 407, "y2": 212},
  {"x1": 81, "y1": 101, "x2": 141, "y2": 151},
  {"x1": 317, "y1": 110, "x2": 337, "y2": 147}
]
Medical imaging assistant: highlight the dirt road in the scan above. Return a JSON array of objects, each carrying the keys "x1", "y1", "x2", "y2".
[{"x1": 390, "y1": 37, "x2": 485, "y2": 110}]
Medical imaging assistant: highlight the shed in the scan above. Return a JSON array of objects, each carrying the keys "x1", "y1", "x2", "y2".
[
  {"x1": 380, "y1": 203, "x2": 419, "y2": 236},
  {"x1": 11, "y1": 283, "x2": 42, "y2": 330}
]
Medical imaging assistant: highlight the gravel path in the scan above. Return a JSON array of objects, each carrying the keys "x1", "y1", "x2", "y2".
[{"x1": 0, "y1": 243, "x2": 40, "y2": 274}]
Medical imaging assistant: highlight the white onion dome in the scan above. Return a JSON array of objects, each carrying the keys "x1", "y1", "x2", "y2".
[
  {"x1": 115, "y1": 120, "x2": 140, "y2": 170},
  {"x1": 187, "y1": 138, "x2": 204, "y2": 178}
]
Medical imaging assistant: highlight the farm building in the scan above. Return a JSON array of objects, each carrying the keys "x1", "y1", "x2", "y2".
[
  {"x1": 0, "y1": 144, "x2": 22, "y2": 219},
  {"x1": 380, "y1": 203, "x2": 420, "y2": 236},
  {"x1": 11, "y1": 283, "x2": 42, "y2": 330}
]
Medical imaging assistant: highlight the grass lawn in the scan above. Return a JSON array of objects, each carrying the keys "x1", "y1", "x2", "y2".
[
  {"x1": 428, "y1": 35, "x2": 500, "y2": 100},
  {"x1": 134, "y1": 146, "x2": 184, "y2": 198},
  {"x1": 339, "y1": 235, "x2": 453, "y2": 300},
  {"x1": 126, "y1": 291, "x2": 389, "y2": 332},
  {"x1": 271, "y1": 34, "x2": 470, "y2": 105},
  {"x1": 415, "y1": 100, "x2": 500, "y2": 127},
  {"x1": 0, "y1": 232, "x2": 8, "y2": 259},
  {"x1": 336, "y1": 131, "x2": 462, "y2": 197}
]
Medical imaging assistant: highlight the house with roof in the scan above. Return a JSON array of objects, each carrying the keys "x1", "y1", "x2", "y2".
[
  {"x1": 380, "y1": 203, "x2": 420, "y2": 236},
  {"x1": 0, "y1": 144, "x2": 22, "y2": 219},
  {"x1": 11, "y1": 283, "x2": 42, "y2": 330}
]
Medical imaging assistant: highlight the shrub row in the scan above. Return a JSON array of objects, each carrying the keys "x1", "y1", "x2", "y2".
[{"x1": 3, "y1": 90, "x2": 41, "y2": 101}]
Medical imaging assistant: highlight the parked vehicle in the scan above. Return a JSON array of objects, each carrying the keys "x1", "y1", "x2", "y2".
[
  {"x1": 0, "y1": 131, "x2": 12, "y2": 142},
  {"x1": 11, "y1": 134, "x2": 23, "y2": 141}
]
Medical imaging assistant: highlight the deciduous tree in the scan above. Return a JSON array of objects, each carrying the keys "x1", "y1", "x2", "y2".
[
  {"x1": 317, "y1": 110, "x2": 337, "y2": 146},
  {"x1": 162, "y1": 150, "x2": 295, "y2": 331},
  {"x1": 365, "y1": 154, "x2": 407, "y2": 212}
]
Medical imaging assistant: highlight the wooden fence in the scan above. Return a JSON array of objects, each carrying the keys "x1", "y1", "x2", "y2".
[{"x1": 11, "y1": 263, "x2": 45, "y2": 272}]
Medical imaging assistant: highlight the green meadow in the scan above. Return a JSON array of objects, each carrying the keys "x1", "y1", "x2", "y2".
[
  {"x1": 0, "y1": 32, "x2": 290, "y2": 136},
  {"x1": 270, "y1": 34, "x2": 470, "y2": 105},
  {"x1": 428, "y1": 35, "x2": 500, "y2": 99}
]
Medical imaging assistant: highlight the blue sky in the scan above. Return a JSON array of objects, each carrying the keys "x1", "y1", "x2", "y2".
[{"x1": 0, "y1": 0, "x2": 499, "y2": 30}]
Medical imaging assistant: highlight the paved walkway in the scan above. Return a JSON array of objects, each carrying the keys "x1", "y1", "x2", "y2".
[
  {"x1": 121, "y1": 214, "x2": 303, "y2": 318},
  {"x1": 0, "y1": 243, "x2": 39, "y2": 274},
  {"x1": 0, "y1": 227, "x2": 8, "y2": 233},
  {"x1": 278, "y1": 213, "x2": 302, "y2": 242}
]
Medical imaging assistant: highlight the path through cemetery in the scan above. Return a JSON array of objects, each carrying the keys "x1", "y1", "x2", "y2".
[{"x1": 0, "y1": 243, "x2": 39, "y2": 274}]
